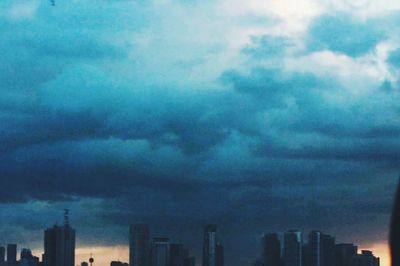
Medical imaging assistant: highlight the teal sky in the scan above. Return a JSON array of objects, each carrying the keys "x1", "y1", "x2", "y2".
[{"x1": 1, "y1": 1, "x2": 400, "y2": 265}]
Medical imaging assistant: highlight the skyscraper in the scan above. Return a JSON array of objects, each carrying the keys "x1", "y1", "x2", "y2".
[
  {"x1": 129, "y1": 224, "x2": 150, "y2": 266},
  {"x1": 284, "y1": 230, "x2": 302, "y2": 266},
  {"x1": 169, "y1": 244, "x2": 186, "y2": 266},
  {"x1": 308, "y1": 231, "x2": 322, "y2": 266},
  {"x1": 216, "y1": 243, "x2": 224, "y2": 266},
  {"x1": 43, "y1": 210, "x2": 75, "y2": 266},
  {"x1": 0, "y1": 246, "x2": 5, "y2": 263},
  {"x1": 263, "y1": 233, "x2": 281, "y2": 266},
  {"x1": 335, "y1": 244, "x2": 358, "y2": 266},
  {"x1": 151, "y1": 238, "x2": 170, "y2": 266},
  {"x1": 203, "y1": 225, "x2": 217, "y2": 266},
  {"x1": 7, "y1": 244, "x2": 17, "y2": 263},
  {"x1": 321, "y1": 234, "x2": 335, "y2": 266}
]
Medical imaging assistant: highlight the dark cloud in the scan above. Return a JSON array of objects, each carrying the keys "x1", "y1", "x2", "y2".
[{"x1": 0, "y1": 1, "x2": 400, "y2": 265}]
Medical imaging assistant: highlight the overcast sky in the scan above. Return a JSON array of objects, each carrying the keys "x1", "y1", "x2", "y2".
[{"x1": 1, "y1": 0, "x2": 400, "y2": 266}]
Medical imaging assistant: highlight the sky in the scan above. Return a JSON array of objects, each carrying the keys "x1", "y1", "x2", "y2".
[{"x1": 0, "y1": 0, "x2": 400, "y2": 266}]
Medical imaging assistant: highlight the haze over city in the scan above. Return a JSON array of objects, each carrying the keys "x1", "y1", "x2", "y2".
[{"x1": 1, "y1": 0, "x2": 400, "y2": 266}]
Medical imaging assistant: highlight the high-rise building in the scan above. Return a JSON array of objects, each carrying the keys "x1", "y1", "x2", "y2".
[
  {"x1": 203, "y1": 225, "x2": 217, "y2": 266},
  {"x1": 321, "y1": 234, "x2": 335, "y2": 266},
  {"x1": 151, "y1": 238, "x2": 170, "y2": 266},
  {"x1": 305, "y1": 232, "x2": 335, "y2": 266},
  {"x1": 7, "y1": 244, "x2": 17, "y2": 262},
  {"x1": 350, "y1": 251, "x2": 379, "y2": 266},
  {"x1": 335, "y1": 244, "x2": 358, "y2": 266},
  {"x1": 308, "y1": 231, "x2": 322, "y2": 266},
  {"x1": 0, "y1": 246, "x2": 5, "y2": 263},
  {"x1": 169, "y1": 244, "x2": 186, "y2": 266},
  {"x1": 216, "y1": 243, "x2": 224, "y2": 266},
  {"x1": 43, "y1": 210, "x2": 75, "y2": 266},
  {"x1": 284, "y1": 230, "x2": 302, "y2": 266},
  {"x1": 263, "y1": 233, "x2": 281, "y2": 266},
  {"x1": 130, "y1": 224, "x2": 150, "y2": 266}
]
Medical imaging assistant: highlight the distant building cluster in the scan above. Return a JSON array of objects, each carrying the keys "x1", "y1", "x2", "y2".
[
  {"x1": 129, "y1": 223, "x2": 224, "y2": 266},
  {"x1": 254, "y1": 230, "x2": 380, "y2": 266},
  {"x1": 0, "y1": 212, "x2": 380, "y2": 266},
  {"x1": 0, "y1": 211, "x2": 75, "y2": 266}
]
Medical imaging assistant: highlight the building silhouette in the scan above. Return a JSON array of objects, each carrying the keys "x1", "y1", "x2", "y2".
[
  {"x1": 307, "y1": 231, "x2": 323, "y2": 266},
  {"x1": 203, "y1": 225, "x2": 217, "y2": 266},
  {"x1": 0, "y1": 247, "x2": 5, "y2": 263},
  {"x1": 284, "y1": 230, "x2": 302, "y2": 266},
  {"x1": 7, "y1": 244, "x2": 17, "y2": 263},
  {"x1": 321, "y1": 234, "x2": 335, "y2": 266},
  {"x1": 43, "y1": 210, "x2": 75, "y2": 266},
  {"x1": 151, "y1": 237, "x2": 170, "y2": 266},
  {"x1": 169, "y1": 244, "x2": 186, "y2": 266},
  {"x1": 335, "y1": 244, "x2": 358, "y2": 266},
  {"x1": 216, "y1": 243, "x2": 224, "y2": 266},
  {"x1": 110, "y1": 261, "x2": 129, "y2": 266},
  {"x1": 350, "y1": 251, "x2": 379, "y2": 266},
  {"x1": 262, "y1": 233, "x2": 281, "y2": 266},
  {"x1": 130, "y1": 224, "x2": 150, "y2": 266}
]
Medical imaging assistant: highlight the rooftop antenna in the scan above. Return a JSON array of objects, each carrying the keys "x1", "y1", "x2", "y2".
[{"x1": 64, "y1": 209, "x2": 69, "y2": 227}]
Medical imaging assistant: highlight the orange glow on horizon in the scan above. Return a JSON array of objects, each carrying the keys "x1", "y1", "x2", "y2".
[
  {"x1": 32, "y1": 246, "x2": 129, "y2": 266},
  {"x1": 75, "y1": 246, "x2": 129, "y2": 266},
  {"x1": 31, "y1": 242, "x2": 390, "y2": 266},
  {"x1": 359, "y1": 242, "x2": 390, "y2": 266}
]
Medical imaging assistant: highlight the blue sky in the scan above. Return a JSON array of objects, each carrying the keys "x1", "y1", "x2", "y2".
[{"x1": 1, "y1": 0, "x2": 400, "y2": 265}]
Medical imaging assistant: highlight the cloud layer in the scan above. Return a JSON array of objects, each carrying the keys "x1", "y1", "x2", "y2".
[{"x1": 1, "y1": 0, "x2": 400, "y2": 265}]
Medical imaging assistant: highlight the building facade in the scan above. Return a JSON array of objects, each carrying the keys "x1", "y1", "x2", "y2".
[
  {"x1": 130, "y1": 224, "x2": 150, "y2": 266},
  {"x1": 43, "y1": 211, "x2": 75, "y2": 266},
  {"x1": 151, "y1": 238, "x2": 170, "y2": 266},
  {"x1": 203, "y1": 225, "x2": 217, "y2": 266},
  {"x1": 7, "y1": 244, "x2": 17, "y2": 263},
  {"x1": 263, "y1": 233, "x2": 281, "y2": 266},
  {"x1": 284, "y1": 230, "x2": 303, "y2": 266}
]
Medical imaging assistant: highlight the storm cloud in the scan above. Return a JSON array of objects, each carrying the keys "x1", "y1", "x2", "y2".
[{"x1": 1, "y1": 0, "x2": 400, "y2": 265}]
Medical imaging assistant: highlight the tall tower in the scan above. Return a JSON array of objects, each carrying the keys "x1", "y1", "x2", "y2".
[
  {"x1": 129, "y1": 224, "x2": 150, "y2": 266},
  {"x1": 43, "y1": 209, "x2": 76, "y2": 266},
  {"x1": 307, "y1": 231, "x2": 322, "y2": 266},
  {"x1": 151, "y1": 237, "x2": 170, "y2": 266},
  {"x1": 335, "y1": 244, "x2": 357, "y2": 266},
  {"x1": 321, "y1": 234, "x2": 335, "y2": 266},
  {"x1": 203, "y1": 225, "x2": 217, "y2": 266},
  {"x1": 263, "y1": 233, "x2": 281, "y2": 266},
  {"x1": 7, "y1": 244, "x2": 17, "y2": 262},
  {"x1": 216, "y1": 243, "x2": 224, "y2": 266},
  {"x1": 284, "y1": 230, "x2": 302, "y2": 266},
  {"x1": 0, "y1": 246, "x2": 5, "y2": 263}
]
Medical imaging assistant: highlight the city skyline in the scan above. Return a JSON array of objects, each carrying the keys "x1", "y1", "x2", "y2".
[
  {"x1": 1, "y1": 0, "x2": 400, "y2": 266},
  {"x1": 0, "y1": 212, "x2": 388, "y2": 266}
]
